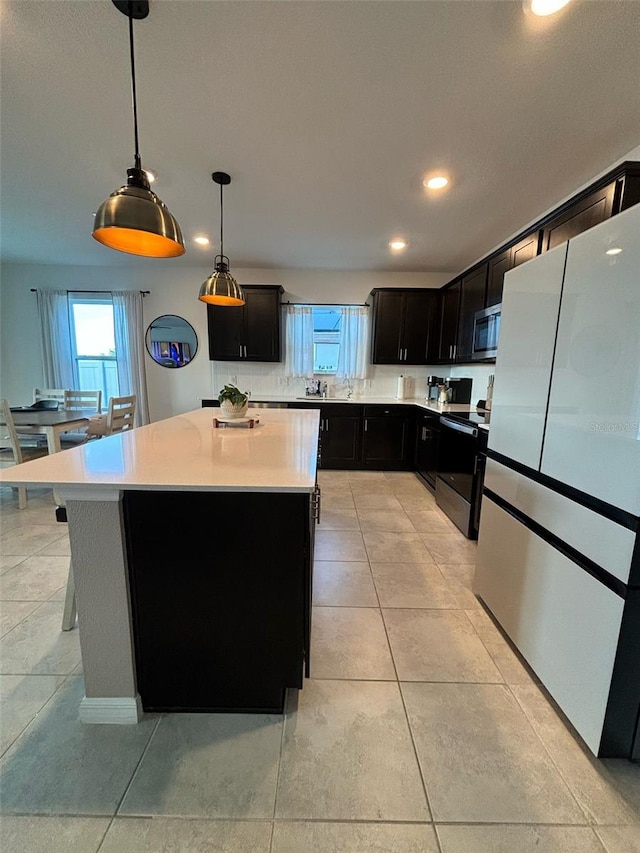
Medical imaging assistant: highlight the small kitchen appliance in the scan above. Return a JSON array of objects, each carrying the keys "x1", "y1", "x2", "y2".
[
  {"x1": 444, "y1": 377, "x2": 472, "y2": 405},
  {"x1": 427, "y1": 375, "x2": 445, "y2": 402}
]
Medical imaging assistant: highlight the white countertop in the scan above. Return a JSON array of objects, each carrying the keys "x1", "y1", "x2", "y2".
[{"x1": 0, "y1": 408, "x2": 320, "y2": 494}]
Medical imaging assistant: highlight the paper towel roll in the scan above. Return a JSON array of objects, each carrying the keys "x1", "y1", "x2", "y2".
[{"x1": 396, "y1": 375, "x2": 405, "y2": 400}]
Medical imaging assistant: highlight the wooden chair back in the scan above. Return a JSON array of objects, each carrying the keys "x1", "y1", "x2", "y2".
[
  {"x1": 64, "y1": 389, "x2": 102, "y2": 413},
  {"x1": 107, "y1": 395, "x2": 137, "y2": 435},
  {"x1": 0, "y1": 397, "x2": 25, "y2": 464},
  {"x1": 33, "y1": 388, "x2": 66, "y2": 405}
]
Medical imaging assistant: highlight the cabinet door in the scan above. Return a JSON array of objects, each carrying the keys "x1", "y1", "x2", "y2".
[
  {"x1": 320, "y1": 407, "x2": 362, "y2": 469},
  {"x1": 244, "y1": 288, "x2": 281, "y2": 361},
  {"x1": 370, "y1": 291, "x2": 405, "y2": 363},
  {"x1": 542, "y1": 182, "x2": 616, "y2": 252},
  {"x1": 488, "y1": 242, "x2": 568, "y2": 469},
  {"x1": 456, "y1": 264, "x2": 487, "y2": 361},
  {"x1": 416, "y1": 416, "x2": 440, "y2": 487},
  {"x1": 207, "y1": 304, "x2": 244, "y2": 360},
  {"x1": 403, "y1": 291, "x2": 435, "y2": 364},
  {"x1": 541, "y1": 204, "x2": 640, "y2": 516},
  {"x1": 487, "y1": 235, "x2": 539, "y2": 309},
  {"x1": 511, "y1": 232, "x2": 538, "y2": 269},
  {"x1": 486, "y1": 249, "x2": 511, "y2": 309},
  {"x1": 362, "y1": 409, "x2": 414, "y2": 469},
  {"x1": 438, "y1": 283, "x2": 460, "y2": 362}
]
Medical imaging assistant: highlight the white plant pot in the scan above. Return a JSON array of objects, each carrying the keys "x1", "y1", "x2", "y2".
[{"x1": 220, "y1": 400, "x2": 249, "y2": 419}]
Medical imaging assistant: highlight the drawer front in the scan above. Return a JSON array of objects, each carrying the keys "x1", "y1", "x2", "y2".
[
  {"x1": 475, "y1": 497, "x2": 624, "y2": 755},
  {"x1": 484, "y1": 459, "x2": 636, "y2": 584},
  {"x1": 363, "y1": 405, "x2": 409, "y2": 417}
]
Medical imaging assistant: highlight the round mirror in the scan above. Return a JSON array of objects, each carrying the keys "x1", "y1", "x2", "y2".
[{"x1": 145, "y1": 315, "x2": 198, "y2": 368}]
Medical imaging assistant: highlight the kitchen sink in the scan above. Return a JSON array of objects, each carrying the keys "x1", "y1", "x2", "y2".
[{"x1": 295, "y1": 396, "x2": 354, "y2": 401}]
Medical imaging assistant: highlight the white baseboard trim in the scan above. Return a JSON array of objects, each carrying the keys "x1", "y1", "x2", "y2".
[{"x1": 79, "y1": 694, "x2": 143, "y2": 725}]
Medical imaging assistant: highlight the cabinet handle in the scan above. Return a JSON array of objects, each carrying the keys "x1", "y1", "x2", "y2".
[
  {"x1": 239, "y1": 344, "x2": 243, "y2": 357},
  {"x1": 364, "y1": 419, "x2": 368, "y2": 432},
  {"x1": 449, "y1": 345, "x2": 453, "y2": 359},
  {"x1": 325, "y1": 419, "x2": 329, "y2": 432},
  {"x1": 312, "y1": 484, "x2": 322, "y2": 523},
  {"x1": 422, "y1": 426, "x2": 426, "y2": 441},
  {"x1": 398, "y1": 346, "x2": 403, "y2": 361},
  {"x1": 453, "y1": 344, "x2": 457, "y2": 359},
  {"x1": 244, "y1": 345, "x2": 248, "y2": 358}
]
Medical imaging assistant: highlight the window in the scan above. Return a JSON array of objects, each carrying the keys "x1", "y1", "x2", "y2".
[
  {"x1": 312, "y1": 307, "x2": 341, "y2": 374},
  {"x1": 68, "y1": 295, "x2": 119, "y2": 404}
]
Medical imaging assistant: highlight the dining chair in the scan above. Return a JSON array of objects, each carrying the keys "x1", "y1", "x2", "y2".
[
  {"x1": 60, "y1": 394, "x2": 137, "y2": 630},
  {"x1": 60, "y1": 389, "x2": 102, "y2": 447},
  {"x1": 0, "y1": 398, "x2": 49, "y2": 509},
  {"x1": 86, "y1": 394, "x2": 137, "y2": 438},
  {"x1": 33, "y1": 388, "x2": 66, "y2": 404}
]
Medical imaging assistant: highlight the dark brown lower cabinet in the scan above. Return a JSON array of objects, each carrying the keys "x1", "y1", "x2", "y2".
[
  {"x1": 125, "y1": 489, "x2": 313, "y2": 714},
  {"x1": 362, "y1": 406, "x2": 415, "y2": 470},
  {"x1": 320, "y1": 405, "x2": 362, "y2": 469}
]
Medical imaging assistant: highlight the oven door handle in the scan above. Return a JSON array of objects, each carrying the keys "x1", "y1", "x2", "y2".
[{"x1": 439, "y1": 416, "x2": 478, "y2": 438}]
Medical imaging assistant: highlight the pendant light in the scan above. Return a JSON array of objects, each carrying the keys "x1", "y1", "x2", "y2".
[
  {"x1": 198, "y1": 172, "x2": 245, "y2": 306},
  {"x1": 92, "y1": 1, "x2": 185, "y2": 258}
]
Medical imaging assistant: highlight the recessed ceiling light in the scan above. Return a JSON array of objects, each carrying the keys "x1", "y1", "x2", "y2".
[
  {"x1": 389, "y1": 239, "x2": 407, "y2": 251},
  {"x1": 528, "y1": 0, "x2": 571, "y2": 16},
  {"x1": 606, "y1": 247, "x2": 622, "y2": 256},
  {"x1": 144, "y1": 169, "x2": 157, "y2": 184},
  {"x1": 424, "y1": 176, "x2": 449, "y2": 190},
  {"x1": 193, "y1": 236, "x2": 210, "y2": 246}
]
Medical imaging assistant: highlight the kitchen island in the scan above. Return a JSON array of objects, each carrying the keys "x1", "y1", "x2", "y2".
[{"x1": 0, "y1": 407, "x2": 320, "y2": 723}]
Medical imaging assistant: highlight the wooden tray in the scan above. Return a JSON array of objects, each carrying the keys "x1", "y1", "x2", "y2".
[{"x1": 213, "y1": 415, "x2": 261, "y2": 429}]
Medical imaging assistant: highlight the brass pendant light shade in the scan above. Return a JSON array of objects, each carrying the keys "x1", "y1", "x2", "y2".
[
  {"x1": 198, "y1": 172, "x2": 245, "y2": 306},
  {"x1": 93, "y1": 168, "x2": 185, "y2": 258},
  {"x1": 92, "y1": 1, "x2": 185, "y2": 258},
  {"x1": 198, "y1": 261, "x2": 245, "y2": 306}
]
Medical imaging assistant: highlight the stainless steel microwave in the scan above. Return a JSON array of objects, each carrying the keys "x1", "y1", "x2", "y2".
[{"x1": 472, "y1": 303, "x2": 501, "y2": 360}]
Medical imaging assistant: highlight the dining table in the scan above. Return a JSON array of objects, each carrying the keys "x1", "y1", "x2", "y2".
[{"x1": 12, "y1": 408, "x2": 98, "y2": 454}]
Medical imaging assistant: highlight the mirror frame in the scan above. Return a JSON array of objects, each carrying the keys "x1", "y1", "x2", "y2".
[{"x1": 145, "y1": 314, "x2": 198, "y2": 369}]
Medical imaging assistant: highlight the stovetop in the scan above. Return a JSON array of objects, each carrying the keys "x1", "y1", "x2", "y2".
[{"x1": 440, "y1": 407, "x2": 491, "y2": 428}]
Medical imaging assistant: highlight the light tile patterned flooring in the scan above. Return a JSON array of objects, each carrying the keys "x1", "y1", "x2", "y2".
[{"x1": 0, "y1": 473, "x2": 639, "y2": 852}]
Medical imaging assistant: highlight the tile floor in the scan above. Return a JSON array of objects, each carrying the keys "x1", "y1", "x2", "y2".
[{"x1": 0, "y1": 473, "x2": 639, "y2": 852}]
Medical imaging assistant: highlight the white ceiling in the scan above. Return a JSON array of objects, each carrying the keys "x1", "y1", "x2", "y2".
[{"x1": 1, "y1": 0, "x2": 639, "y2": 273}]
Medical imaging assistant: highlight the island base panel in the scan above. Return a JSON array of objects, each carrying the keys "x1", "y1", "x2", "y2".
[{"x1": 124, "y1": 490, "x2": 312, "y2": 713}]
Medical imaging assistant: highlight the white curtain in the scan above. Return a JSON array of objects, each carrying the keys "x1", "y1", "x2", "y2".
[
  {"x1": 285, "y1": 305, "x2": 314, "y2": 377},
  {"x1": 35, "y1": 290, "x2": 76, "y2": 389},
  {"x1": 336, "y1": 306, "x2": 369, "y2": 379},
  {"x1": 112, "y1": 291, "x2": 150, "y2": 426}
]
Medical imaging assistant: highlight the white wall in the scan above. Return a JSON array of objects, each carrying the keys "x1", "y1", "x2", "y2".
[{"x1": 0, "y1": 264, "x2": 450, "y2": 420}]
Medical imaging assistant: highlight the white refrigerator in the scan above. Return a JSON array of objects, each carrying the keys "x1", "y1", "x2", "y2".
[{"x1": 474, "y1": 203, "x2": 640, "y2": 758}]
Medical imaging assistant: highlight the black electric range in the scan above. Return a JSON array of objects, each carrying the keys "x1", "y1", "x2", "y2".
[{"x1": 434, "y1": 408, "x2": 489, "y2": 539}]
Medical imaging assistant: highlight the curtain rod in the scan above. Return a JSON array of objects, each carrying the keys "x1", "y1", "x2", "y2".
[
  {"x1": 283, "y1": 301, "x2": 368, "y2": 307},
  {"x1": 31, "y1": 289, "x2": 150, "y2": 295}
]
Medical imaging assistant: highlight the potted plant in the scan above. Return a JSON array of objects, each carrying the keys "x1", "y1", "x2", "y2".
[{"x1": 218, "y1": 383, "x2": 250, "y2": 418}]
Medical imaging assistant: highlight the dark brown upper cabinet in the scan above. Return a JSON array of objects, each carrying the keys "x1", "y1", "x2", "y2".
[
  {"x1": 455, "y1": 264, "x2": 488, "y2": 362},
  {"x1": 486, "y1": 232, "x2": 539, "y2": 307},
  {"x1": 433, "y1": 162, "x2": 640, "y2": 364},
  {"x1": 438, "y1": 281, "x2": 460, "y2": 362},
  {"x1": 207, "y1": 285, "x2": 283, "y2": 362},
  {"x1": 370, "y1": 289, "x2": 437, "y2": 365},
  {"x1": 541, "y1": 183, "x2": 617, "y2": 252}
]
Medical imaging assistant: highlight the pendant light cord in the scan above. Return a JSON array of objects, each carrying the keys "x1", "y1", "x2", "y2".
[
  {"x1": 128, "y1": 1, "x2": 141, "y2": 170},
  {"x1": 219, "y1": 182, "x2": 224, "y2": 258}
]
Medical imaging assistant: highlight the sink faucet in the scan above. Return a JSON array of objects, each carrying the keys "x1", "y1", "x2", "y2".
[{"x1": 321, "y1": 381, "x2": 328, "y2": 399}]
